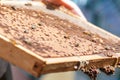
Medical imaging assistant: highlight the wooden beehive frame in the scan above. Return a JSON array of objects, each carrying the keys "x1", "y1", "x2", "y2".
[{"x1": 0, "y1": 1, "x2": 120, "y2": 77}]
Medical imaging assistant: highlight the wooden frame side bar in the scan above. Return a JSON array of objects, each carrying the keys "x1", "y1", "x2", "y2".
[{"x1": 0, "y1": 35, "x2": 46, "y2": 77}]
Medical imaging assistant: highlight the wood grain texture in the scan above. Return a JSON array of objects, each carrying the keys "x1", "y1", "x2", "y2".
[
  {"x1": 0, "y1": 35, "x2": 45, "y2": 77},
  {"x1": 0, "y1": 1, "x2": 120, "y2": 77}
]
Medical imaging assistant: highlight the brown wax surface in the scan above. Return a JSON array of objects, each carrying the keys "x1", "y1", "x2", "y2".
[{"x1": 0, "y1": 5, "x2": 120, "y2": 58}]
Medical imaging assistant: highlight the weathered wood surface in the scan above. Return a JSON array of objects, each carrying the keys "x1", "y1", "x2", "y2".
[{"x1": 0, "y1": 1, "x2": 120, "y2": 77}]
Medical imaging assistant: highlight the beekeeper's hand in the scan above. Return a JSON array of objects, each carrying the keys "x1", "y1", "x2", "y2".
[{"x1": 46, "y1": 0, "x2": 86, "y2": 20}]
